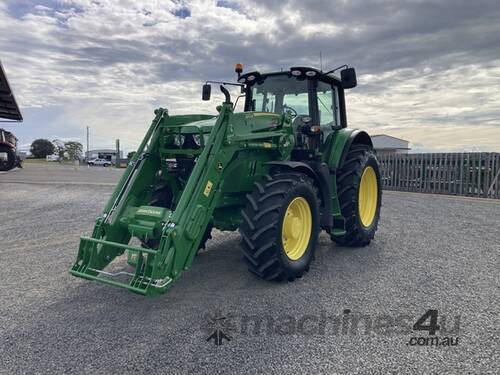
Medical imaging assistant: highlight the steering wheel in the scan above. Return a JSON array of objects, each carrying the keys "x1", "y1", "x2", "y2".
[{"x1": 283, "y1": 104, "x2": 298, "y2": 118}]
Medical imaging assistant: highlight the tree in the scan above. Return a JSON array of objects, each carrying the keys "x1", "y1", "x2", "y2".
[
  {"x1": 64, "y1": 141, "x2": 83, "y2": 160},
  {"x1": 52, "y1": 139, "x2": 66, "y2": 158},
  {"x1": 30, "y1": 139, "x2": 55, "y2": 158},
  {"x1": 127, "y1": 151, "x2": 136, "y2": 160}
]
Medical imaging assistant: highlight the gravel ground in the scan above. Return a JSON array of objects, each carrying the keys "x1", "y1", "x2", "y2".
[
  {"x1": 0, "y1": 165, "x2": 499, "y2": 374},
  {"x1": 0, "y1": 161, "x2": 122, "y2": 185}
]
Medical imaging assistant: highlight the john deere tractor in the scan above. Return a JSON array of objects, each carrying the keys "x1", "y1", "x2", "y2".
[{"x1": 70, "y1": 64, "x2": 382, "y2": 296}]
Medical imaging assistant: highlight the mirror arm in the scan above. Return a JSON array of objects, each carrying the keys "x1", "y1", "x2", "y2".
[
  {"x1": 206, "y1": 80, "x2": 244, "y2": 88},
  {"x1": 234, "y1": 94, "x2": 245, "y2": 109},
  {"x1": 324, "y1": 64, "x2": 348, "y2": 75}
]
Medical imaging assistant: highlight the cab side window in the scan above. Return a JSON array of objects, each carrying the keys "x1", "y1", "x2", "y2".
[
  {"x1": 317, "y1": 81, "x2": 340, "y2": 128},
  {"x1": 253, "y1": 91, "x2": 276, "y2": 112}
]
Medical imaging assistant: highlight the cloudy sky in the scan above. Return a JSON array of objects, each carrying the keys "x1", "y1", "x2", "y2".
[{"x1": 1, "y1": 0, "x2": 499, "y2": 152}]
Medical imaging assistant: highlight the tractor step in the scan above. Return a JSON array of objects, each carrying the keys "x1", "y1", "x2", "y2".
[{"x1": 70, "y1": 236, "x2": 173, "y2": 295}]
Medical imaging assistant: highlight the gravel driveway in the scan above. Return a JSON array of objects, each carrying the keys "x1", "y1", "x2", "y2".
[{"x1": 0, "y1": 164, "x2": 498, "y2": 374}]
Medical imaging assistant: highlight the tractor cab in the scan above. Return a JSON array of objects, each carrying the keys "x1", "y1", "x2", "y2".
[{"x1": 238, "y1": 66, "x2": 357, "y2": 140}]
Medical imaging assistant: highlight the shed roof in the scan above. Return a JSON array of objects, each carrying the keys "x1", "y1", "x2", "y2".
[
  {"x1": 0, "y1": 62, "x2": 22, "y2": 122},
  {"x1": 371, "y1": 134, "x2": 409, "y2": 143}
]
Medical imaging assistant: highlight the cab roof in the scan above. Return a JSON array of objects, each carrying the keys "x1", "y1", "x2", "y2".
[{"x1": 238, "y1": 66, "x2": 342, "y2": 86}]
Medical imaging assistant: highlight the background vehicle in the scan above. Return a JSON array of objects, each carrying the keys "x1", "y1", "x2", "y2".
[
  {"x1": 0, "y1": 128, "x2": 22, "y2": 171},
  {"x1": 71, "y1": 64, "x2": 382, "y2": 297},
  {"x1": 87, "y1": 158, "x2": 112, "y2": 167},
  {"x1": 0, "y1": 62, "x2": 23, "y2": 171},
  {"x1": 46, "y1": 154, "x2": 60, "y2": 162}
]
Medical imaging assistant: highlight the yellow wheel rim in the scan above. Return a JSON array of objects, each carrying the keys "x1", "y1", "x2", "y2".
[
  {"x1": 358, "y1": 166, "x2": 378, "y2": 227},
  {"x1": 282, "y1": 197, "x2": 312, "y2": 260}
]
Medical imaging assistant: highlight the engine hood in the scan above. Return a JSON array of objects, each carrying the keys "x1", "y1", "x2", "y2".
[{"x1": 169, "y1": 115, "x2": 217, "y2": 134}]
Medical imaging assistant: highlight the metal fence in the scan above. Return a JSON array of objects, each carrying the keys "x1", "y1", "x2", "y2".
[{"x1": 377, "y1": 152, "x2": 500, "y2": 199}]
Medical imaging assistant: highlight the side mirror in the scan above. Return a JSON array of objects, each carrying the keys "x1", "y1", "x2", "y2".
[
  {"x1": 341, "y1": 67, "x2": 357, "y2": 89},
  {"x1": 202, "y1": 84, "x2": 211, "y2": 101}
]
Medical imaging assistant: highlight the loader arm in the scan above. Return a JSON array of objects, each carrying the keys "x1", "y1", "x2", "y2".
[{"x1": 70, "y1": 103, "x2": 236, "y2": 296}]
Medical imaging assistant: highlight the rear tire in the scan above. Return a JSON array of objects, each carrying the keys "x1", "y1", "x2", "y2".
[
  {"x1": 239, "y1": 172, "x2": 320, "y2": 281},
  {"x1": 332, "y1": 144, "x2": 381, "y2": 247}
]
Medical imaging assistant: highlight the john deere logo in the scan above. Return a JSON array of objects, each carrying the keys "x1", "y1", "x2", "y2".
[{"x1": 137, "y1": 208, "x2": 163, "y2": 217}]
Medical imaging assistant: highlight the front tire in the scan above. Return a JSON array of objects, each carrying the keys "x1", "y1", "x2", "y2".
[
  {"x1": 332, "y1": 144, "x2": 381, "y2": 247},
  {"x1": 239, "y1": 172, "x2": 320, "y2": 281}
]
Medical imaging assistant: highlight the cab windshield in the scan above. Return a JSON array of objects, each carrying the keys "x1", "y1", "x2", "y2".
[{"x1": 248, "y1": 75, "x2": 310, "y2": 117}]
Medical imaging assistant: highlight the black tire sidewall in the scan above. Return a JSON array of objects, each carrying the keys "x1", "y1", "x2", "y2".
[{"x1": 0, "y1": 146, "x2": 16, "y2": 171}]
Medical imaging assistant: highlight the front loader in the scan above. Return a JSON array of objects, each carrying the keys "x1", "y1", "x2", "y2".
[{"x1": 70, "y1": 64, "x2": 382, "y2": 296}]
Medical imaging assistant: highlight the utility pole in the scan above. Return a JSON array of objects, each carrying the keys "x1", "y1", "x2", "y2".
[
  {"x1": 86, "y1": 126, "x2": 90, "y2": 161},
  {"x1": 115, "y1": 139, "x2": 120, "y2": 168}
]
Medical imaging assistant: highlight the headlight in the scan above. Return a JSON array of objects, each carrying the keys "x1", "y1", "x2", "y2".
[
  {"x1": 193, "y1": 134, "x2": 202, "y2": 147},
  {"x1": 305, "y1": 70, "x2": 317, "y2": 77},
  {"x1": 291, "y1": 70, "x2": 302, "y2": 76},
  {"x1": 173, "y1": 135, "x2": 184, "y2": 147}
]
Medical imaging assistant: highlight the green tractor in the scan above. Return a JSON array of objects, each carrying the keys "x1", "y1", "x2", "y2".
[{"x1": 70, "y1": 64, "x2": 382, "y2": 296}]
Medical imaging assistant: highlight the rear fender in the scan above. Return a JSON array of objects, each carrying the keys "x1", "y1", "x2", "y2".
[
  {"x1": 266, "y1": 161, "x2": 333, "y2": 229},
  {"x1": 324, "y1": 128, "x2": 373, "y2": 171}
]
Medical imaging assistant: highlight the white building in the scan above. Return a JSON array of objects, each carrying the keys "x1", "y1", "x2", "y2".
[
  {"x1": 85, "y1": 149, "x2": 123, "y2": 162},
  {"x1": 371, "y1": 134, "x2": 410, "y2": 155}
]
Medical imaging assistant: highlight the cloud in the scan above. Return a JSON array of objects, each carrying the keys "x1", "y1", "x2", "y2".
[{"x1": 0, "y1": 0, "x2": 499, "y2": 152}]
